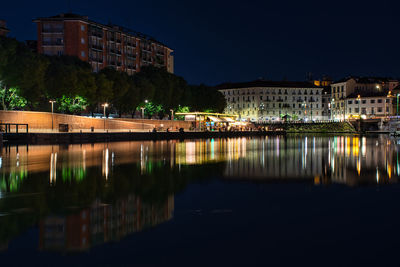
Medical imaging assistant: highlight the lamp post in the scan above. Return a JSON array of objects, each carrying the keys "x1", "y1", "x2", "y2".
[
  {"x1": 49, "y1": 100, "x2": 56, "y2": 131},
  {"x1": 302, "y1": 101, "x2": 307, "y2": 122},
  {"x1": 357, "y1": 95, "x2": 361, "y2": 118},
  {"x1": 102, "y1": 103, "x2": 108, "y2": 131},
  {"x1": 141, "y1": 107, "x2": 145, "y2": 119},
  {"x1": 331, "y1": 99, "x2": 335, "y2": 121}
]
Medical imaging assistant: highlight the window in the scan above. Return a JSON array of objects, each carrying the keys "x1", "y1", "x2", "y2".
[
  {"x1": 362, "y1": 100, "x2": 366, "y2": 104},
  {"x1": 361, "y1": 108, "x2": 366, "y2": 114},
  {"x1": 81, "y1": 51, "x2": 86, "y2": 58},
  {"x1": 386, "y1": 107, "x2": 390, "y2": 112},
  {"x1": 355, "y1": 108, "x2": 359, "y2": 113},
  {"x1": 348, "y1": 100, "x2": 353, "y2": 104},
  {"x1": 370, "y1": 99, "x2": 375, "y2": 104},
  {"x1": 378, "y1": 99, "x2": 383, "y2": 103},
  {"x1": 378, "y1": 107, "x2": 383, "y2": 112},
  {"x1": 81, "y1": 25, "x2": 85, "y2": 31},
  {"x1": 81, "y1": 38, "x2": 85, "y2": 44},
  {"x1": 349, "y1": 108, "x2": 352, "y2": 113},
  {"x1": 386, "y1": 99, "x2": 391, "y2": 103}
]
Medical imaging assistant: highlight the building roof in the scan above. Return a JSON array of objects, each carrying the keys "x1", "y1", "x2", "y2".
[
  {"x1": 216, "y1": 80, "x2": 322, "y2": 90},
  {"x1": 33, "y1": 13, "x2": 171, "y2": 49},
  {"x1": 333, "y1": 76, "x2": 397, "y2": 84}
]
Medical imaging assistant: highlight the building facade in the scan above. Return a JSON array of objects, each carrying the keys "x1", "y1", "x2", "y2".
[
  {"x1": 218, "y1": 81, "x2": 325, "y2": 122},
  {"x1": 330, "y1": 77, "x2": 399, "y2": 120},
  {"x1": 0, "y1": 20, "x2": 9, "y2": 37},
  {"x1": 345, "y1": 92, "x2": 394, "y2": 119},
  {"x1": 34, "y1": 13, "x2": 174, "y2": 75}
]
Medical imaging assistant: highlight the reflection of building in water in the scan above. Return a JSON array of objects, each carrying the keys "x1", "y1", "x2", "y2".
[
  {"x1": 39, "y1": 195, "x2": 174, "y2": 252},
  {"x1": 224, "y1": 136, "x2": 330, "y2": 180},
  {"x1": 330, "y1": 136, "x2": 399, "y2": 186}
]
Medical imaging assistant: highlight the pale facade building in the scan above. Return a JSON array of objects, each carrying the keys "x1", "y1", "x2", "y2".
[
  {"x1": 331, "y1": 77, "x2": 399, "y2": 120},
  {"x1": 218, "y1": 81, "x2": 325, "y2": 122}
]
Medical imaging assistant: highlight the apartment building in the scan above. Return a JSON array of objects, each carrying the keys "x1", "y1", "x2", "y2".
[
  {"x1": 330, "y1": 77, "x2": 399, "y2": 120},
  {"x1": 345, "y1": 92, "x2": 394, "y2": 119},
  {"x1": 33, "y1": 13, "x2": 174, "y2": 75},
  {"x1": 0, "y1": 20, "x2": 9, "y2": 37},
  {"x1": 218, "y1": 80, "x2": 325, "y2": 122}
]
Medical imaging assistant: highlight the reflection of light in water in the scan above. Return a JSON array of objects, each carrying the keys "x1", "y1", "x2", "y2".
[
  {"x1": 50, "y1": 153, "x2": 57, "y2": 185},
  {"x1": 387, "y1": 163, "x2": 392, "y2": 179},
  {"x1": 186, "y1": 142, "x2": 196, "y2": 164},
  {"x1": 376, "y1": 168, "x2": 380, "y2": 183},
  {"x1": 345, "y1": 137, "x2": 351, "y2": 156},
  {"x1": 0, "y1": 157, "x2": 2, "y2": 169},
  {"x1": 82, "y1": 150, "x2": 86, "y2": 171},
  {"x1": 103, "y1": 148, "x2": 109, "y2": 179},
  {"x1": 362, "y1": 137, "x2": 366, "y2": 157},
  {"x1": 302, "y1": 137, "x2": 308, "y2": 169},
  {"x1": 276, "y1": 137, "x2": 279, "y2": 157},
  {"x1": 16, "y1": 153, "x2": 19, "y2": 167},
  {"x1": 357, "y1": 159, "x2": 361, "y2": 176},
  {"x1": 211, "y1": 139, "x2": 215, "y2": 160}
]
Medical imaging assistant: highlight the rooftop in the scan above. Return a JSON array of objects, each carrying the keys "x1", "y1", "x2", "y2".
[
  {"x1": 33, "y1": 13, "x2": 171, "y2": 48},
  {"x1": 334, "y1": 76, "x2": 398, "y2": 84},
  {"x1": 217, "y1": 80, "x2": 322, "y2": 90}
]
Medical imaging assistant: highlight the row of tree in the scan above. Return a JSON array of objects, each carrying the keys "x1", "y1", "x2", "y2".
[{"x1": 0, "y1": 36, "x2": 226, "y2": 117}]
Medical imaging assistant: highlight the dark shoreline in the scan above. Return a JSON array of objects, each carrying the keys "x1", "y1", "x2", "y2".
[{"x1": 2, "y1": 131, "x2": 287, "y2": 145}]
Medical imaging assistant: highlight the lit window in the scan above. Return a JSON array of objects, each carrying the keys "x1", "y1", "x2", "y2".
[
  {"x1": 81, "y1": 51, "x2": 86, "y2": 58},
  {"x1": 81, "y1": 38, "x2": 85, "y2": 44},
  {"x1": 81, "y1": 25, "x2": 85, "y2": 31}
]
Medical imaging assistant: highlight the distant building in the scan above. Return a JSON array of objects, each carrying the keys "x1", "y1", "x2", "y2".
[
  {"x1": 0, "y1": 20, "x2": 10, "y2": 37},
  {"x1": 345, "y1": 92, "x2": 394, "y2": 119},
  {"x1": 217, "y1": 80, "x2": 325, "y2": 122},
  {"x1": 330, "y1": 77, "x2": 399, "y2": 120},
  {"x1": 33, "y1": 13, "x2": 174, "y2": 75}
]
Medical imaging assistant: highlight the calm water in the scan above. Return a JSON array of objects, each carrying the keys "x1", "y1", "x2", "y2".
[{"x1": 1, "y1": 135, "x2": 400, "y2": 266}]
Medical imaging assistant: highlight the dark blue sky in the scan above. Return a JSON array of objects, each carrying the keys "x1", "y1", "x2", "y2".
[{"x1": 2, "y1": 0, "x2": 400, "y2": 85}]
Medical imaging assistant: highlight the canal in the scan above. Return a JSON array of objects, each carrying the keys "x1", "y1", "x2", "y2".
[{"x1": 1, "y1": 135, "x2": 400, "y2": 266}]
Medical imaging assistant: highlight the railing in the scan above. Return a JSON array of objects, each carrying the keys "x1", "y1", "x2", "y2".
[
  {"x1": 42, "y1": 41, "x2": 63, "y2": 46},
  {"x1": 42, "y1": 28, "x2": 63, "y2": 33},
  {"x1": 0, "y1": 123, "x2": 29, "y2": 133}
]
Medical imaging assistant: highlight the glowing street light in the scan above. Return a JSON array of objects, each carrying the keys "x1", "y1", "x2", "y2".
[
  {"x1": 357, "y1": 95, "x2": 361, "y2": 117},
  {"x1": 49, "y1": 100, "x2": 56, "y2": 131},
  {"x1": 102, "y1": 103, "x2": 109, "y2": 131}
]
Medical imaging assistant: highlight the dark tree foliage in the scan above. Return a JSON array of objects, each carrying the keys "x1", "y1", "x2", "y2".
[{"x1": 0, "y1": 37, "x2": 226, "y2": 115}]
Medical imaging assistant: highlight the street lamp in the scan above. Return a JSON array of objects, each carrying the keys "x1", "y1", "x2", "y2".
[
  {"x1": 102, "y1": 103, "x2": 109, "y2": 131},
  {"x1": 49, "y1": 100, "x2": 56, "y2": 131},
  {"x1": 357, "y1": 95, "x2": 361, "y2": 118},
  {"x1": 141, "y1": 107, "x2": 145, "y2": 119}
]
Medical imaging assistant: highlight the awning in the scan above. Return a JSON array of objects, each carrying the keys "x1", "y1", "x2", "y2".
[
  {"x1": 208, "y1": 116, "x2": 222, "y2": 122},
  {"x1": 222, "y1": 117, "x2": 235, "y2": 122}
]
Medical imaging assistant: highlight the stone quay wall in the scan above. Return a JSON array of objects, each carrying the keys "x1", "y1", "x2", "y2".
[{"x1": 0, "y1": 111, "x2": 192, "y2": 132}]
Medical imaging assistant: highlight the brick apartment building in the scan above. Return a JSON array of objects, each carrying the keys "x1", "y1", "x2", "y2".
[
  {"x1": 33, "y1": 13, "x2": 174, "y2": 75},
  {"x1": 0, "y1": 20, "x2": 10, "y2": 37}
]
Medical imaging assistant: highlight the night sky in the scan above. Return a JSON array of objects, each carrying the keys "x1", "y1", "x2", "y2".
[{"x1": 2, "y1": 0, "x2": 400, "y2": 85}]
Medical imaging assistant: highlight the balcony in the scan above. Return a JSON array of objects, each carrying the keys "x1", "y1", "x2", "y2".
[
  {"x1": 42, "y1": 41, "x2": 63, "y2": 46},
  {"x1": 91, "y1": 44, "x2": 103, "y2": 51},
  {"x1": 126, "y1": 54, "x2": 136, "y2": 59},
  {"x1": 91, "y1": 32, "x2": 103, "y2": 38},
  {"x1": 90, "y1": 57, "x2": 103, "y2": 63},
  {"x1": 42, "y1": 28, "x2": 64, "y2": 33}
]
